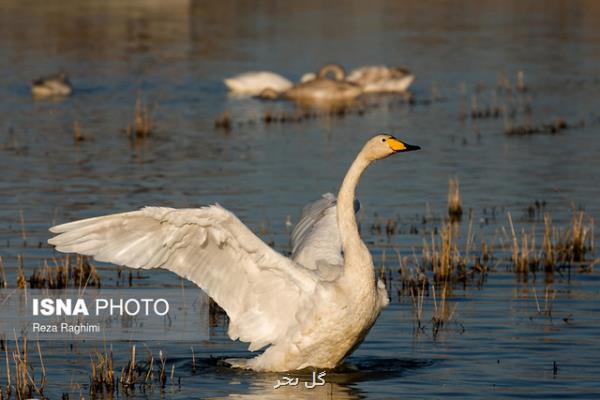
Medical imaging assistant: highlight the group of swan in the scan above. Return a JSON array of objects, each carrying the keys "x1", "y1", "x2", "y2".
[
  {"x1": 224, "y1": 64, "x2": 414, "y2": 103},
  {"x1": 31, "y1": 72, "x2": 72, "y2": 98},
  {"x1": 48, "y1": 134, "x2": 420, "y2": 372}
]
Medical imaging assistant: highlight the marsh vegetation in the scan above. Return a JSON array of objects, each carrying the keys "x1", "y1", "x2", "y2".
[{"x1": 0, "y1": 0, "x2": 599, "y2": 398}]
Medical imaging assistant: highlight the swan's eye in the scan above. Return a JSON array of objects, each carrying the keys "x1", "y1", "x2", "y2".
[{"x1": 381, "y1": 138, "x2": 386, "y2": 142}]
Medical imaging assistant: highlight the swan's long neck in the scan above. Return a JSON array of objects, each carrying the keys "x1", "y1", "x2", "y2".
[{"x1": 337, "y1": 150, "x2": 371, "y2": 263}]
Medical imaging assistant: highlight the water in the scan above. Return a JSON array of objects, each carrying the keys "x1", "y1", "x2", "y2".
[{"x1": 1, "y1": 1, "x2": 600, "y2": 398}]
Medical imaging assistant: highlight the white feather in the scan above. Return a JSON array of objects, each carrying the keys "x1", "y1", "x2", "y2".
[
  {"x1": 49, "y1": 205, "x2": 317, "y2": 352},
  {"x1": 224, "y1": 71, "x2": 293, "y2": 95},
  {"x1": 291, "y1": 193, "x2": 360, "y2": 281}
]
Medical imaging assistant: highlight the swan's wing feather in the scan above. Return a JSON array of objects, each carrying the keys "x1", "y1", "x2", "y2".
[
  {"x1": 291, "y1": 194, "x2": 359, "y2": 280},
  {"x1": 290, "y1": 193, "x2": 336, "y2": 253},
  {"x1": 49, "y1": 205, "x2": 316, "y2": 351}
]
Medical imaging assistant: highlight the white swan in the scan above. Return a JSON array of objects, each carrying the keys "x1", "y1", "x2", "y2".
[
  {"x1": 48, "y1": 134, "x2": 420, "y2": 372},
  {"x1": 31, "y1": 72, "x2": 72, "y2": 97},
  {"x1": 283, "y1": 64, "x2": 362, "y2": 103},
  {"x1": 346, "y1": 65, "x2": 415, "y2": 93},
  {"x1": 224, "y1": 71, "x2": 293, "y2": 96}
]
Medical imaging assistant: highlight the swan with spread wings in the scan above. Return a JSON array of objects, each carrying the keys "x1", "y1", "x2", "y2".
[{"x1": 48, "y1": 134, "x2": 420, "y2": 372}]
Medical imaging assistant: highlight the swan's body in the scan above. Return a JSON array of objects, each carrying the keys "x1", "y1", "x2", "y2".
[
  {"x1": 31, "y1": 72, "x2": 72, "y2": 97},
  {"x1": 283, "y1": 64, "x2": 362, "y2": 103},
  {"x1": 224, "y1": 71, "x2": 293, "y2": 96},
  {"x1": 347, "y1": 65, "x2": 415, "y2": 93},
  {"x1": 48, "y1": 134, "x2": 420, "y2": 372}
]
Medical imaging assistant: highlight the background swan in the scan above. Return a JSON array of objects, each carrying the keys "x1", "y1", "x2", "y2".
[
  {"x1": 48, "y1": 134, "x2": 420, "y2": 372},
  {"x1": 224, "y1": 71, "x2": 293, "y2": 96},
  {"x1": 283, "y1": 64, "x2": 362, "y2": 103},
  {"x1": 347, "y1": 65, "x2": 415, "y2": 93},
  {"x1": 31, "y1": 72, "x2": 72, "y2": 97}
]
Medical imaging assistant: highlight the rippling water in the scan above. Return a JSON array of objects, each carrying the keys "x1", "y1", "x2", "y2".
[{"x1": 1, "y1": 1, "x2": 599, "y2": 398}]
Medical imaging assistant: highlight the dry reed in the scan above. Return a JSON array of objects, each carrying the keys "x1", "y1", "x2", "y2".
[
  {"x1": 89, "y1": 347, "x2": 115, "y2": 394},
  {"x1": 507, "y1": 212, "x2": 532, "y2": 275},
  {"x1": 16, "y1": 256, "x2": 26, "y2": 289},
  {"x1": 73, "y1": 121, "x2": 85, "y2": 142},
  {"x1": 0, "y1": 256, "x2": 7, "y2": 288},
  {"x1": 2, "y1": 336, "x2": 47, "y2": 399},
  {"x1": 26, "y1": 255, "x2": 100, "y2": 290},
  {"x1": 506, "y1": 209, "x2": 594, "y2": 274},
  {"x1": 432, "y1": 282, "x2": 456, "y2": 338},
  {"x1": 448, "y1": 177, "x2": 463, "y2": 222},
  {"x1": 127, "y1": 94, "x2": 154, "y2": 139},
  {"x1": 423, "y1": 223, "x2": 466, "y2": 282},
  {"x1": 89, "y1": 344, "x2": 174, "y2": 395}
]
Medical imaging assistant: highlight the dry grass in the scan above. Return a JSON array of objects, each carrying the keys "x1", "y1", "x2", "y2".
[
  {"x1": 126, "y1": 95, "x2": 154, "y2": 139},
  {"x1": 409, "y1": 280, "x2": 426, "y2": 330},
  {"x1": 0, "y1": 256, "x2": 7, "y2": 289},
  {"x1": 29, "y1": 259, "x2": 68, "y2": 289},
  {"x1": 72, "y1": 255, "x2": 101, "y2": 289},
  {"x1": 423, "y1": 223, "x2": 468, "y2": 282},
  {"x1": 89, "y1": 345, "x2": 173, "y2": 395},
  {"x1": 507, "y1": 212, "x2": 531, "y2": 274},
  {"x1": 432, "y1": 282, "x2": 457, "y2": 337},
  {"x1": 448, "y1": 177, "x2": 463, "y2": 222},
  {"x1": 2, "y1": 336, "x2": 46, "y2": 399},
  {"x1": 89, "y1": 347, "x2": 115, "y2": 394},
  {"x1": 566, "y1": 210, "x2": 592, "y2": 262},
  {"x1": 16, "y1": 256, "x2": 26, "y2": 289},
  {"x1": 506, "y1": 209, "x2": 595, "y2": 275},
  {"x1": 73, "y1": 121, "x2": 85, "y2": 142},
  {"x1": 191, "y1": 346, "x2": 197, "y2": 373},
  {"x1": 542, "y1": 214, "x2": 555, "y2": 271},
  {"x1": 89, "y1": 343, "x2": 172, "y2": 396},
  {"x1": 120, "y1": 344, "x2": 136, "y2": 387},
  {"x1": 26, "y1": 255, "x2": 100, "y2": 290}
]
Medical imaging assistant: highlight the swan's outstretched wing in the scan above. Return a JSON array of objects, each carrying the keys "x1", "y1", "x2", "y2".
[
  {"x1": 291, "y1": 194, "x2": 359, "y2": 281},
  {"x1": 48, "y1": 205, "x2": 316, "y2": 351}
]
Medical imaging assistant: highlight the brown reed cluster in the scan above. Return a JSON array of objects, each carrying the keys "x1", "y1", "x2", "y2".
[
  {"x1": 421, "y1": 220, "x2": 479, "y2": 284},
  {"x1": 1, "y1": 336, "x2": 46, "y2": 400},
  {"x1": 31, "y1": 255, "x2": 100, "y2": 289},
  {"x1": 89, "y1": 347, "x2": 115, "y2": 394},
  {"x1": 89, "y1": 344, "x2": 176, "y2": 397},
  {"x1": 400, "y1": 269, "x2": 458, "y2": 338},
  {"x1": 431, "y1": 282, "x2": 457, "y2": 338},
  {"x1": 507, "y1": 209, "x2": 595, "y2": 276}
]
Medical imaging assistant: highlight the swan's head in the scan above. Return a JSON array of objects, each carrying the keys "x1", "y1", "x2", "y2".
[{"x1": 364, "y1": 134, "x2": 420, "y2": 161}]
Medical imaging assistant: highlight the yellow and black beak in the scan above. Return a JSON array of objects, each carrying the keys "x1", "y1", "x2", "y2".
[{"x1": 387, "y1": 137, "x2": 421, "y2": 153}]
